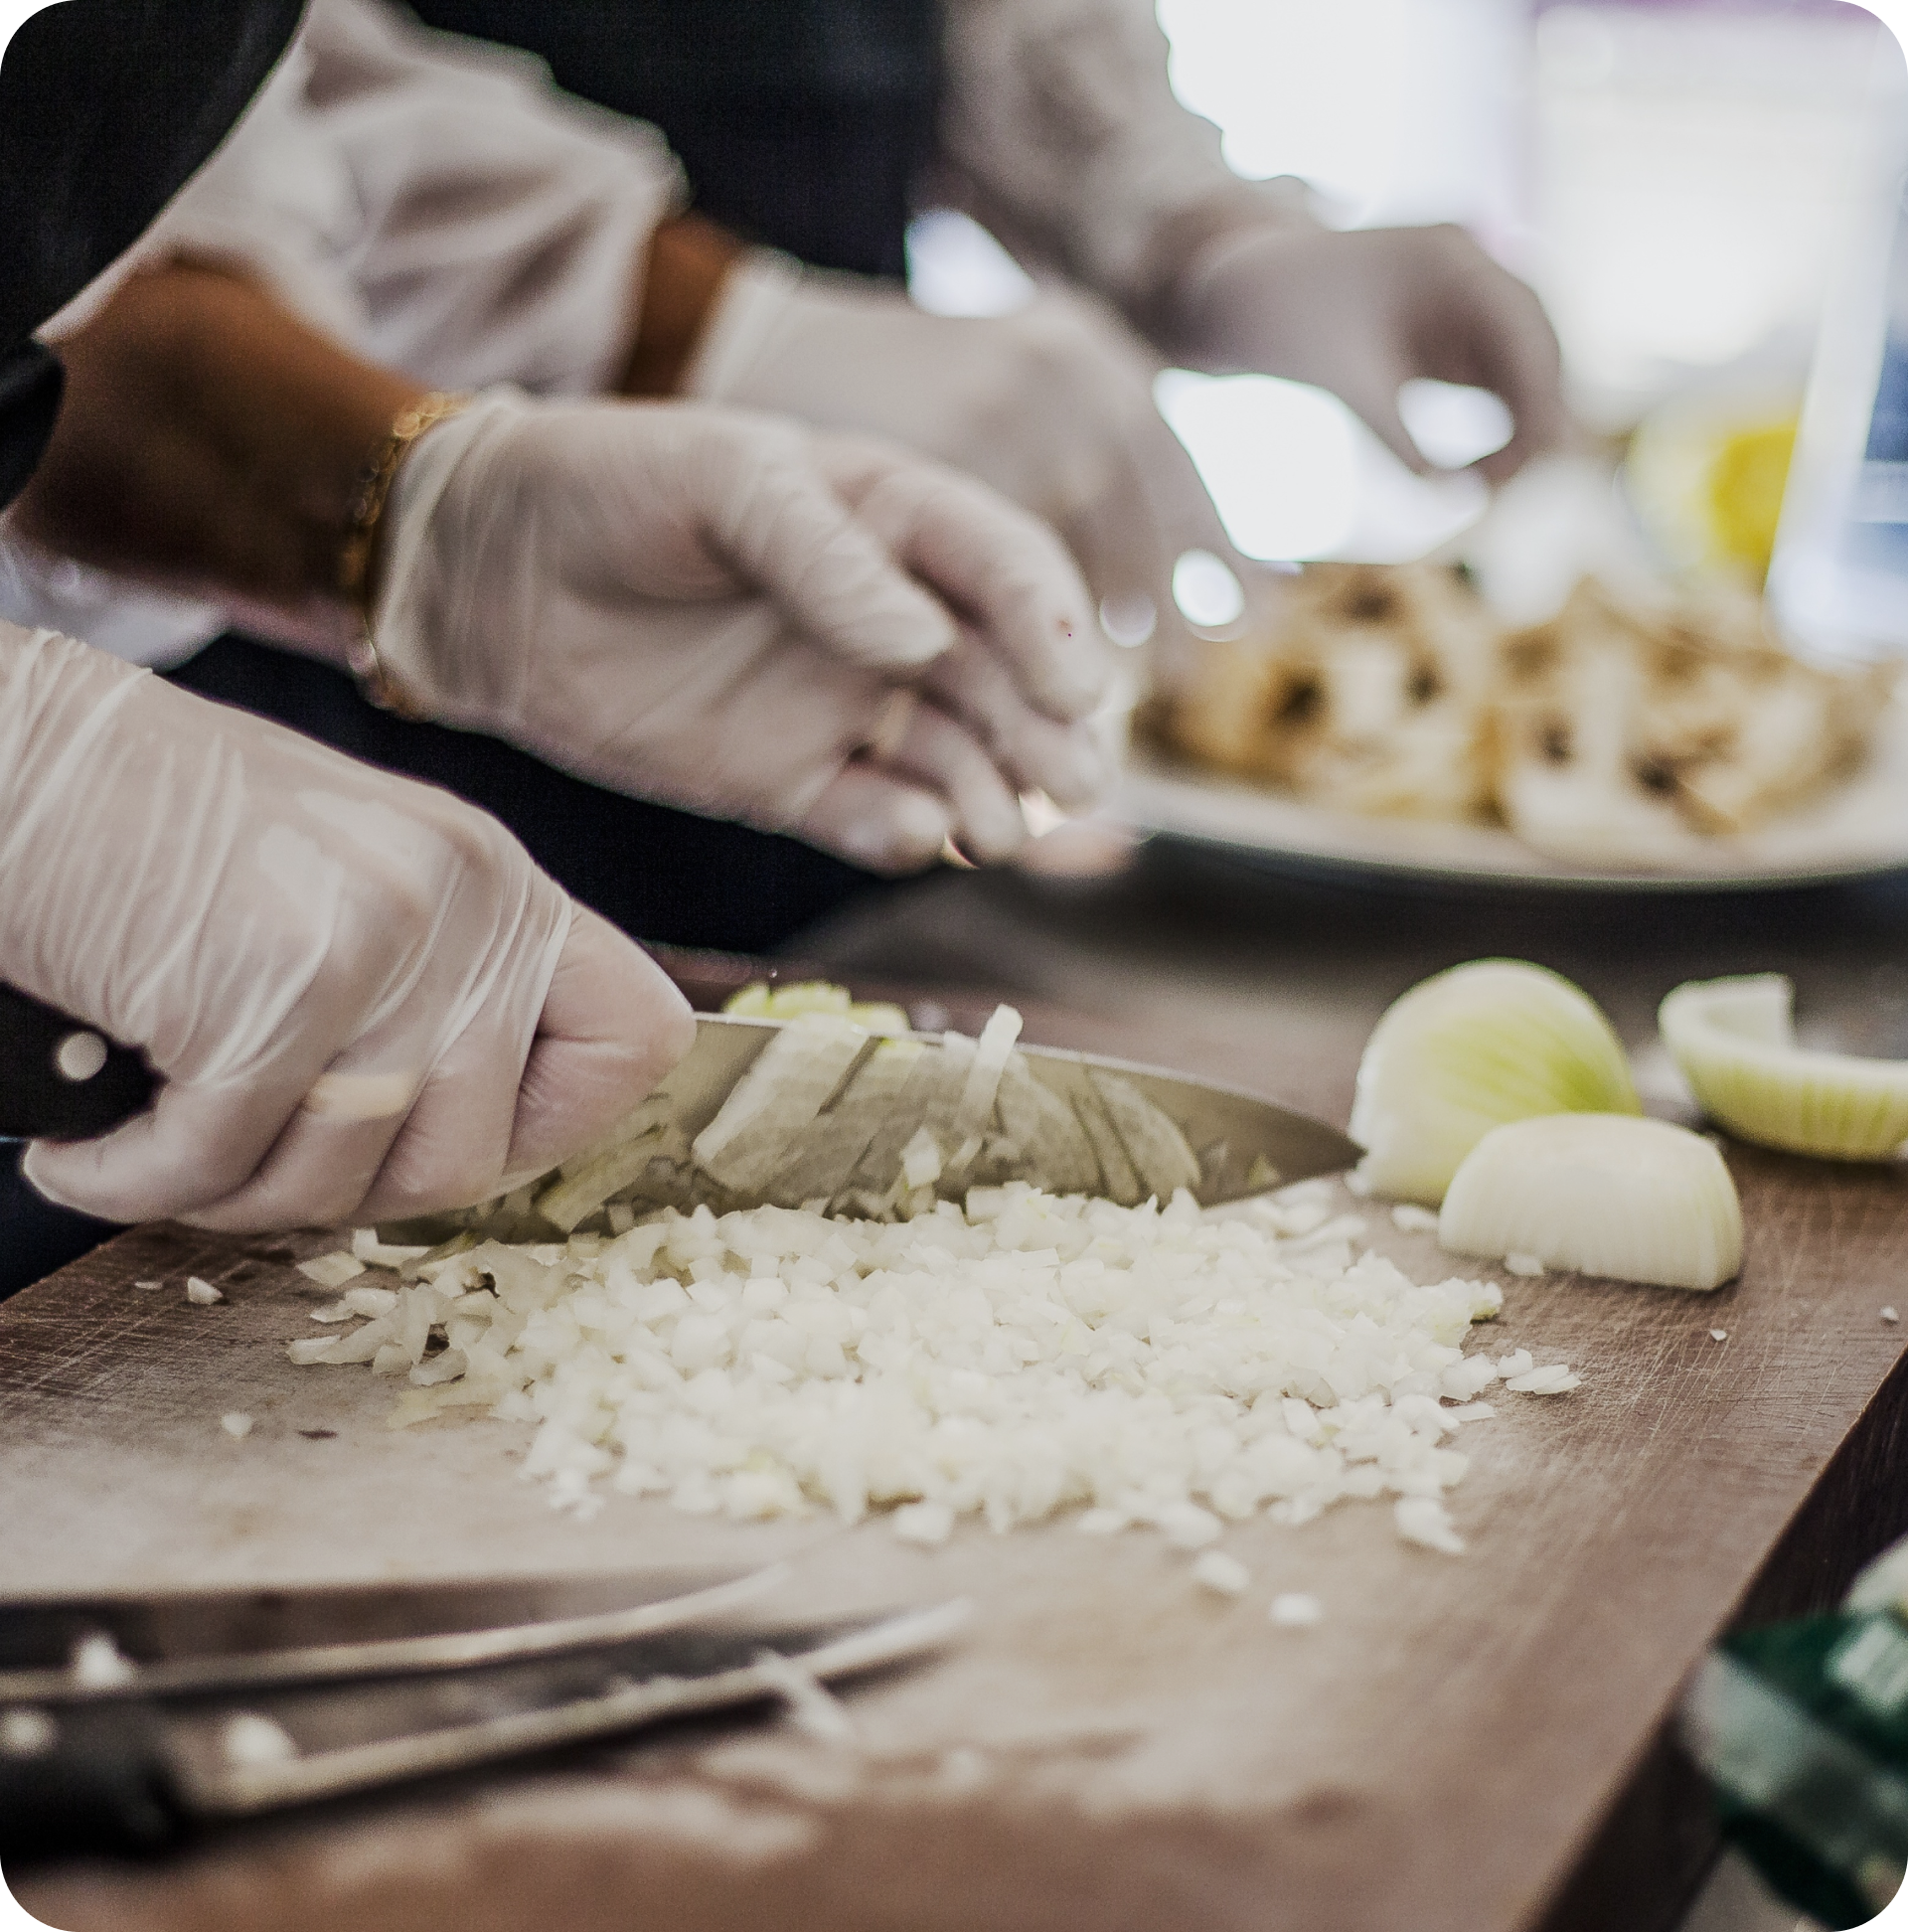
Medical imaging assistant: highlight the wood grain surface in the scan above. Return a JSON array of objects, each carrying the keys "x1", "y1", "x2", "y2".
[{"x1": 6, "y1": 914, "x2": 1908, "y2": 1932}]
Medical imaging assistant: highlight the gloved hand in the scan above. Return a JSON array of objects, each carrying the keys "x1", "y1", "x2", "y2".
[
  {"x1": 1170, "y1": 223, "x2": 1570, "y2": 484},
  {"x1": 685, "y1": 256, "x2": 1248, "y2": 668},
  {"x1": 0, "y1": 621, "x2": 693, "y2": 1230},
  {"x1": 375, "y1": 392, "x2": 1117, "y2": 874}
]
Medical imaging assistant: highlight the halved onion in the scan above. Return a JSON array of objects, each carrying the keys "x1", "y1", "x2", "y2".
[
  {"x1": 1439, "y1": 1114, "x2": 1742, "y2": 1291},
  {"x1": 1660, "y1": 974, "x2": 1908, "y2": 1161},
  {"x1": 1351, "y1": 960, "x2": 1642, "y2": 1205}
]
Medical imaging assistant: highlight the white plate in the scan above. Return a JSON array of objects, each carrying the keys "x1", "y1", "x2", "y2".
[{"x1": 1118, "y1": 713, "x2": 1908, "y2": 892}]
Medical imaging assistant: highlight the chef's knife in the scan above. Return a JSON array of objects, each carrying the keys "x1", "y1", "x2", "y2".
[
  {"x1": 0, "y1": 1565, "x2": 786, "y2": 1704},
  {"x1": 657, "y1": 1014, "x2": 1360, "y2": 1206},
  {"x1": 0, "y1": 1598, "x2": 968, "y2": 1862},
  {"x1": 0, "y1": 983, "x2": 153, "y2": 1141},
  {"x1": 0, "y1": 998, "x2": 1359, "y2": 1203}
]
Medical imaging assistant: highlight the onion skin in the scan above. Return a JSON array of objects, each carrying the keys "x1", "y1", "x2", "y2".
[
  {"x1": 1439, "y1": 1114, "x2": 1742, "y2": 1292},
  {"x1": 1660, "y1": 974, "x2": 1908, "y2": 1162},
  {"x1": 1352, "y1": 960, "x2": 1642, "y2": 1206}
]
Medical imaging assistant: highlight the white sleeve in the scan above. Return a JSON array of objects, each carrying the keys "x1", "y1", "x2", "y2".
[
  {"x1": 150, "y1": 0, "x2": 685, "y2": 396},
  {"x1": 936, "y1": 0, "x2": 1308, "y2": 318}
]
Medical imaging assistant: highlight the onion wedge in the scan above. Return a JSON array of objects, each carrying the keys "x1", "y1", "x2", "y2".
[
  {"x1": 1660, "y1": 974, "x2": 1908, "y2": 1161},
  {"x1": 1352, "y1": 960, "x2": 1642, "y2": 1205},
  {"x1": 1439, "y1": 1114, "x2": 1742, "y2": 1291}
]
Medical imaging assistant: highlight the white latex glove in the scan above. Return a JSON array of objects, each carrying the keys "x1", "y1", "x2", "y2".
[
  {"x1": 687, "y1": 256, "x2": 1247, "y2": 667},
  {"x1": 374, "y1": 392, "x2": 1115, "y2": 874},
  {"x1": 0, "y1": 622, "x2": 693, "y2": 1230},
  {"x1": 1173, "y1": 224, "x2": 1571, "y2": 484}
]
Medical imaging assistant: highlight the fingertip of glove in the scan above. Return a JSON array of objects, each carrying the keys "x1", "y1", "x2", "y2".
[{"x1": 835, "y1": 792, "x2": 950, "y2": 875}]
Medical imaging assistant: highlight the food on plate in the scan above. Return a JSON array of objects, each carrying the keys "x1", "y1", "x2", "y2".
[
  {"x1": 1660, "y1": 974, "x2": 1908, "y2": 1161},
  {"x1": 1438, "y1": 1114, "x2": 1743, "y2": 1292},
  {"x1": 1146, "y1": 563, "x2": 1891, "y2": 866},
  {"x1": 1154, "y1": 562, "x2": 1501, "y2": 821},
  {"x1": 1493, "y1": 580, "x2": 1882, "y2": 864},
  {"x1": 1351, "y1": 960, "x2": 1641, "y2": 1206}
]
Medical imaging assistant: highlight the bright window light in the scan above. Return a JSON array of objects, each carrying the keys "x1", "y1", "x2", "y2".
[
  {"x1": 1155, "y1": 370, "x2": 1359, "y2": 562},
  {"x1": 1172, "y1": 550, "x2": 1247, "y2": 629},
  {"x1": 1156, "y1": 0, "x2": 1525, "y2": 238},
  {"x1": 1397, "y1": 379, "x2": 1514, "y2": 470},
  {"x1": 906, "y1": 210, "x2": 1035, "y2": 318}
]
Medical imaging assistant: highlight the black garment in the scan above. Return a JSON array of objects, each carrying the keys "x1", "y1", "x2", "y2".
[
  {"x1": 0, "y1": 0, "x2": 308, "y2": 1297},
  {"x1": 407, "y1": 0, "x2": 943, "y2": 278},
  {"x1": 0, "y1": 0, "x2": 305, "y2": 508}
]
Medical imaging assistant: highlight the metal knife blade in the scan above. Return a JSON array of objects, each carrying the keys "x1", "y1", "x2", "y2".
[
  {"x1": 0, "y1": 994, "x2": 1359, "y2": 1204},
  {"x1": 660, "y1": 1014, "x2": 1359, "y2": 1206},
  {"x1": 0, "y1": 1600, "x2": 969, "y2": 1859},
  {"x1": 0, "y1": 1565, "x2": 783, "y2": 1703}
]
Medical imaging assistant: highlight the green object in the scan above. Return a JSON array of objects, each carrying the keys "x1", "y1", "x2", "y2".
[{"x1": 1683, "y1": 1611, "x2": 1908, "y2": 1927}]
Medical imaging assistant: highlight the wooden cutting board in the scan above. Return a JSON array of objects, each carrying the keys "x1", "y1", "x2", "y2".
[{"x1": 5, "y1": 962, "x2": 1907, "y2": 1932}]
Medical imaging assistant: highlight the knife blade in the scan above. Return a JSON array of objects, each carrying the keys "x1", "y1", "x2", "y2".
[
  {"x1": 656, "y1": 1014, "x2": 1359, "y2": 1206},
  {"x1": 0, "y1": 1565, "x2": 784, "y2": 1704},
  {"x1": 0, "y1": 994, "x2": 1359, "y2": 1206},
  {"x1": 0, "y1": 1599, "x2": 968, "y2": 1861}
]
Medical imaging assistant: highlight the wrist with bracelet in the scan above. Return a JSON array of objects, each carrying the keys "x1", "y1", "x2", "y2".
[{"x1": 336, "y1": 388, "x2": 472, "y2": 717}]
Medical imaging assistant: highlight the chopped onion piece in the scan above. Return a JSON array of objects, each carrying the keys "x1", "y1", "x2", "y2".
[
  {"x1": 186, "y1": 1277, "x2": 223, "y2": 1306},
  {"x1": 1439, "y1": 1114, "x2": 1742, "y2": 1292},
  {"x1": 1192, "y1": 1550, "x2": 1251, "y2": 1597},
  {"x1": 220, "y1": 1412, "x2": 253, "y2": 1439},
  {"x1": 351, "y1": 1228, "x2": 430, "y2": 1267},
  {"x1": 723, "y1": 978, "x2": 909, "y2": 1035},
  {"x1": 1395, "y1": 1496, "x2": 1466, "y2": 1555},
  {"x1": 693, "y1": 1014, "x2": 869, "y2": 1193},
  {"x1": 1660, "y1": 973, "x2": 1908, "y2": 1161},
  {"x1": 947, "y1": 1005, "x2": 1024, "y2": 1167},
  {"x1": 893, "y1": 1500, "x2": 955, "y2": 1546},
  {"x1": 297, "y1": 1252, "x2": 364, "y2": 1289},
  {"x1": 1352, "y1": 961, "x2": 1641, "y2": 1206},
  {"x1": 1269, "y1": 1592, "x2": 1323, "y2": 1627}
]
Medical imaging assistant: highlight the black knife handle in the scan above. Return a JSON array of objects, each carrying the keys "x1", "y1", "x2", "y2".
[
  {"x1": 0, "y1": 984, "x2": 155, "y2": 1142},
  {"x1": 0, "y1": 1701, "x2": 187, "y2": 1865}
]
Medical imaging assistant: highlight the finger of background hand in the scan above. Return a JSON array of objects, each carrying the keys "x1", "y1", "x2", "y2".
[
  {"x1": 23, "y1": 1071, "x2": 328, "y2": 1226},
  {"x1": 503, "y1": 907, "x2": 695, "y2": 1183},
  {"x1": 920, "y1": 639, "x2": 1114, "y2": 812},
  {"x1": 817, "y1": 439, "x2": 1104, "y2": 723},
  {"x1": 1470, "y1": 281, "x2": 1570, "y2": 482},
  {"x1": 872, "y1": 700, "x2": 1029, "y2": 864},
  {"x1": 707, "y1": 433, "x2": 958, "y2": 673},
  {"x1": 797, "y1": 761, "x2": 954, "y2": 875},
  {"x1": 1412, "y1": 236, "x2": 1570, "y2": 482}
]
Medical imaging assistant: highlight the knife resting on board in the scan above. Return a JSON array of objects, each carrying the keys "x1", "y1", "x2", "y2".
[{"x1": 0, "y1": 1568, "x2": 968, "y2": 1862}]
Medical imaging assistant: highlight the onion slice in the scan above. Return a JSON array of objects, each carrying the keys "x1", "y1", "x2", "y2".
[
  {"x1": 1352, "y1": 960, "x2": 1642, "y2": 1205},
  {"x1": 1438, "y1": 1114, "x2": 1742, "y2": 1291},
  {"x1": 1660, "y1": 973, "x2": 1908, "y2": 1161}
]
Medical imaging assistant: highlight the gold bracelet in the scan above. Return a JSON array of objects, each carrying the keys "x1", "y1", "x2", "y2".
[{"x1": 337, "y1": 389, "x2": 473, "y2": 717}]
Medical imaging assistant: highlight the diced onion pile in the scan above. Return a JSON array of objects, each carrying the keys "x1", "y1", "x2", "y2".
[{"x1": 291, "y1": 1178, "x2": 1578, "y2": 1555}]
